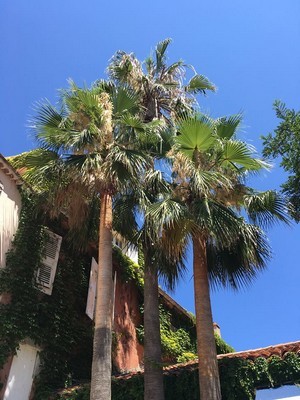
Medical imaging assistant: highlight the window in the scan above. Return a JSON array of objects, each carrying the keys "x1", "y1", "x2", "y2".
[{"x1": 36, "y1": 230, "x2": 62, "y2": 295}]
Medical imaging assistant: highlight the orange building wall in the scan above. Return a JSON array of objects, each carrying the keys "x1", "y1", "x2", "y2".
[{"x1": 113, "y1": 273, "x2": 144, "y2": 373}]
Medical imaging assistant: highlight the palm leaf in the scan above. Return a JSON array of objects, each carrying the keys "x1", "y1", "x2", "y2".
[
  {"x1": 112, "y1": 86, "x2": 139, "y2": 115},
  {"x1": 155, "y1": 38, "x2": 172, "y2": 72},
  {"x1": 165, "y1": 60, "x2": 185, "y2": 76},
  {"x1": 220, "y1": 140, "x2": 270, "y2": 171},
  {"x1": 185, "y1": 74, "x2": 216, "y2": 94},
  {"x1": 207, "y1": 224, "x2": 270, "y2": 290},
  {"x1": 190, "y1": 170, "x2": 233, "y2": 196},
  {"x1": 105, "y1": 147, "x2": 150, "y2": 187},
  {"x1": 120, "y1": 114, "x2": 145, "y2": 132},
  {"x1": 65, "y1": 153, "x2": 104, "y2": 174},
  {"x1": 143, "y1": 169, "x2": 170, "y2": 195},
  {"x1": 215, "y1": 114, "x2": 242, "y2": 139},
  {"x1": 192, "y1": 198, "x2": 242, "y2": 246},
  {"x1": 175, "y1": 116, "x2": 216, "y2": 158},
  {"x1": 244, "y1": 190, "x2": 291, "y2": 228},
  {"x1": 113, "y1": 193, "x2": 140, "y2": 240},
  {"x1": 108, "y1": 51, "x2": 134, "y2": 82}
]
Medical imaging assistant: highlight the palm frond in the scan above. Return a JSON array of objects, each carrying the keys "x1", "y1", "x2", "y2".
[
  {"x1": 108, "y1": 51, "x2": 134, "y2": 82},
  {"x1": 185, "y1": 74, "x2": 216, "y2": 94},
  {"x1": 214, "y1": 114, "x2": 243, "y2": 139},
  {"x1": 156, "y1": 247, "x2": 187, "y2": 291},
  {"x1": 192, "y1": 198, "x2": 242, "y2": 246},
  {"x1": 207, "y1": 224, "x2": 271, "y2": 290},
  {"x1": 120, "y1": 114, "x2": 145, "y2": 132},
  {"x1": 190, "y1": 170, "x2": 233, "y2": 196},
  {"x1": 112, "y1": 86, "x2": 139, "y2": 116},
  {"x1": 143, "y1": 169, "x2": 170, "y2": 195},
  {"x1": 105, "y1": 147, "x2": 150, "y2": 188},
  {"x1": 165, "y1": 60, "x2": 185, "y2": 77},
  {"x1": 148, "y1": 197, "x2": 196, "y2": 244},
  {"x1": 220, "y1": 140, "x2": 270, "y2": 171},
  {"x1": 65, "y1": 153, "x2": 104, "y2": 175},
  {"x1": 94, "y1": 79, "x2": 115, "y2": 95},
  {"x1": 31, "y1": 101, "x2": 70, "y2": 151},
  {"x1": 8, "y1": 149, "x2": 64, "y2": 191},
  {"x1": 113, "y1": 194, "x2": 140, "y2": 241},
  {"x1": 175, "y1": 116, "x2": 216, "y2": 158},
  {"x1": 155, "y1": 38, "x2": 172, "y2": 72},
  {"x1": 244, "y1": 190, "x2": 291, "y2": 228},
  {"x1": 144, "y1": 56, "x2": 155, "y2": 75}
]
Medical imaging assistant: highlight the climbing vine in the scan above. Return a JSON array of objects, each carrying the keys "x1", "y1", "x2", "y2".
[
  {"x1": 0, "y1": 192, "x2": 235, "y2": 399},
  {"x1": 136, "y1": 305, "x2": 234, "y2": 364},
  {"x1": 0, "y1": 191, "x2": 93, "y2": 399},
  {"x1": 54, "y1": 352, "x2": 300, "y2": 400}
]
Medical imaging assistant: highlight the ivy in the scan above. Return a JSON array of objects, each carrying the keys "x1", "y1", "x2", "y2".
[
  {"x1": 0, "y1": 191, "x2": 94, "y2": 399},
  {"x1": 0, "y1": 192, "x2": 45, "y2": 367},
  {"x1": 112, "y1": 246, "x2": 144, "y2": 290},
  {"x1": 0, "y1": 191, "x2": 234, "y2": 399},
  {"x1": 54, "y1": 352, "x2": 300, "y2": 400},
  {"x1": 136, "y1": 306, "x2": 234, "y2": 364}
]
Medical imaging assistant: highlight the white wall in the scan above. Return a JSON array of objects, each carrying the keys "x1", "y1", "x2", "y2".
[{"x1": 0, "y1": 170, "x2": 21, "y2": 268}]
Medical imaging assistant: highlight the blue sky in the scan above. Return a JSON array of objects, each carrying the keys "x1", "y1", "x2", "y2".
[{"x1": 1, "y1": 1, "x2": 300, "y2": 352}]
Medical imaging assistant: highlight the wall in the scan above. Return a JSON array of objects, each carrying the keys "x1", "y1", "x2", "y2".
[
  {"x1": 113, "y1": 271, "x2": 144, "y2": 373},
  {"x1": 0, "y1": 169, "x2": 21, "y2": 269},
  {"x1": 0, "y1": 166, "x2": 22, "y2": 399}
]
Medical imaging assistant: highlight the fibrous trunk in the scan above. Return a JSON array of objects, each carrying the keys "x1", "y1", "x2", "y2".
[
  {"x1": 193, "y1": 236, "x2": 221, "y2": 400},
  {"x1": 143, "y1": 253, "x2": 165, "y2": 400},
  {"x1": 90, "y1": 193, "x2": 113, "y2": 400}
]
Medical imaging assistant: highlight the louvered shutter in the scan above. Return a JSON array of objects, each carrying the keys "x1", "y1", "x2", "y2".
[{"x1": 36, "y1": 230, "x2": 62, "y2": 295}]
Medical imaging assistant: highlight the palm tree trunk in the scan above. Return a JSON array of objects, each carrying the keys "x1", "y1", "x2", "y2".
[
  {"x1": 192, "y1": 236, "x2": 221, "y2": 400},
  {"x1": 91, "y1": 192, "x2": 113, "y2": 400},
  {"x1": 144, "y1": 252, "x2": 165, "y2": 400}
]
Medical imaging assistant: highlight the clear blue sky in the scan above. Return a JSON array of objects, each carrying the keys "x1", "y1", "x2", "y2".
[{"x1": 1, "y1": 1, "x2": 300, "y2": 352}]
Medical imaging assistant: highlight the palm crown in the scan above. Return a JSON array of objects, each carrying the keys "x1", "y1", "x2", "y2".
[{"x1": 148, "y1": 112, "x2": 290, "y2": 400}]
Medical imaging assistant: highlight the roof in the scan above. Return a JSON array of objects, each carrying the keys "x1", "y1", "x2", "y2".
[
  {"x1": 114, "y1": 340, "x2": 300, "y2": 380},
  {"x1": 0, "y1": 153, "x2": 24, "y2": 186},
  {"x1": 158, "y1": 288, "x2": 194, "y2": 322},
  {"x1": 217, "y1": 340, "x2": 300, "y2": 361}
]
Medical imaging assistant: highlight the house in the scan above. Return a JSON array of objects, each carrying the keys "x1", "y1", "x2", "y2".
[
  {"x1": 0, "y1": 154, "x2": 36, "y2": 400},
  {"x1": 112, "y1": 341, "x2": 300, "y2": 400},
  {"x1": 0, "y1": 154, "x2": 62, "y2": 400},
  {"x1": 0, "y1": 153, "x2": 203, "y2": 399}
]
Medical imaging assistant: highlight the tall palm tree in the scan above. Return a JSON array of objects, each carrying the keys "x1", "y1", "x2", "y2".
[
  {"x1": 113, "y1": 167, "x2": 186, "y2": 400},
  {"x1": 108, "y1": 38, "x2": 216, "y2": 124},
  {"x1": 108, "y1": 39, "x2": 215, "y2": 400},
  {"x1": 13, "y1": 81, "x2": 153, "y2": 400},
  {"x1": 150, "y1": 114, "x2": 290, "y2": 400}
]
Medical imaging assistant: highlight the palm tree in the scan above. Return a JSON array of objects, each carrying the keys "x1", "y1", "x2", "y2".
[
  {"x1": 14, "y1": 81, "x2": 153, "y2": 400},
  {"x1": 150, "y1": 114, "x2": 290, "y2": 400},
  {"x1": 113, "y1": 167, "x2": 186, "y2": 400},
  {"x1": 108, "y1": 38, "x2": 216, "y2": 124},
  {"x1": 108, "y1": 39, "x2": 215, "y2": 400}
]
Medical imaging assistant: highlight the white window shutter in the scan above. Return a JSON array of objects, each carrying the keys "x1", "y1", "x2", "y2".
[{"x1": 36, "y1": 230, "x2": 62, "y2": 295}]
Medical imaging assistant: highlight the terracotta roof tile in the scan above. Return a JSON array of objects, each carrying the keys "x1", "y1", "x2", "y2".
[{"x1": 114, "y1": 341, "x2": 300, "y2": 380}]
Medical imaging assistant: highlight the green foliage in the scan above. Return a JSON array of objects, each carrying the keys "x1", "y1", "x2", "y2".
[
  {"x1": 113, "y1": 246, "x2": 144, "y2": 290},
  {"x1": 53, "y1": 352, "x2": 300, "y2": 400},
  {"x1": 136, "y1": 305, "x2": 233, "y2": 363},
  {"x1": 0, "y1": 191, "x2": 93, "y2": 398},
  {"x1": 0, "y1": 192, "x2": 45, "y2": 366},
  {"x1": 215, "y1": 334, "x2": 235, "y2": 354},
  {"x1": 136, "y1": 305, "x2": 197, "y2": 363},
  {"x1": 262, "y1": 100, "x2": 300, "y2": 221},
  {"x1": 52, "y1": 385, "x2": 90, "y2": 400},
  {"x1": 160, "y1": 306, "x2": 196, "y2": 362}
]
